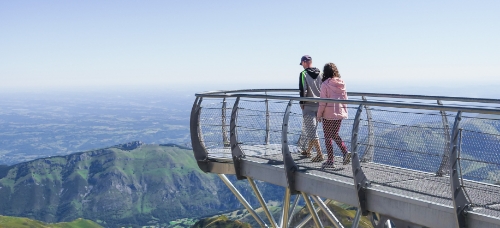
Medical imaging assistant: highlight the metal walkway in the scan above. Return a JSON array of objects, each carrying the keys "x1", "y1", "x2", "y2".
[{"x1": 190, "y1": 89, "x2": 500, "y2": 228}]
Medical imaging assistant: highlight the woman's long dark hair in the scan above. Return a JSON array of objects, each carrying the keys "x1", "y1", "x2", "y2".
[{"x1": 322, "y1": 62, "x2": 341, "y2": 82}]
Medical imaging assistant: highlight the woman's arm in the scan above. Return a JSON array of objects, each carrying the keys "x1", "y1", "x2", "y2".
[{"x1": 317, "y1": 84, "x2": 327, "y2": 121}]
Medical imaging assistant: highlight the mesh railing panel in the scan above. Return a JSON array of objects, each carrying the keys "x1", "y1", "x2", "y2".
[
  {"x1": 195, "y1": 92, "x2": 500, "y2": 217},
  {"x1": 199, "y1": 98, "x2": 234, "y2": 159},
  {"x1": 459, "y1": 115, "x2": 500, "y2": 215},
  {"x1": 237, "y1": 99, "x2": 288, "y2": 161}
]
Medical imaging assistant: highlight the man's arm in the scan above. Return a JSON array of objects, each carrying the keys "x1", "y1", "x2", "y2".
[{"x1": 299, "y1": 71, "x2": 306, "y2": 106}]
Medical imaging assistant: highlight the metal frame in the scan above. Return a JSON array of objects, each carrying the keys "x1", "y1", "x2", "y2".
[
  {"x1": 449, "y1": 111, "x2": 471, "y2": 228},
  {"x1": 360, "y1": 96, "x2": 375, "y2": 162},
  {"x1": 265, "y1": 96, "x2": 270, "y2": 144},
  {"x1": 197, "y1": 89, "x2": 500, "y2": 104},
  {"x1": 351, "y1": 104, "x2": 371, "y2": 216},
  {"x1": 280, "y1": 188, "x2": 292, "y2": 228},
  {"x1": 248, "y1": 177, "x2": 278, "y2": 228},
  {"x1": 437, "y1": 99, "x2": 452, "y2": 176},
  {"x1": 311, "y1": 195, "x2": 344, "y2": 228},
  {"x1": 222, "y1": 97, "x2": 230, "y2": 147},
  {"x1": 302, "y1": 192, "x2": 323, "y2": 228},
  {"x1": 190, "y1": 89, "x2": 500, "y2": 228},
  {"x1": 218, "y1": 174, "x2": 268, "y2": 227},
  {"x1": 230, "y1": 97, "x2": 246, "y2": 180},
  {"x1": 296, "y1": 199, "x2": 332, "y2": 228},
  {"x1": 190, "y1": 97, "x2": 210, "y2": 172},
  {"x1": 281, "y1": 100, "x2": 299, "y2": 194},
  {"x1": 196, "y1": 92, "x2": 500, "y2": 115}
]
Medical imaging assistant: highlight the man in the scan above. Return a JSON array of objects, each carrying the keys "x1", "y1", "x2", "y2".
[{"x1": 297, "y1": 55, "x2": 324, "y2": 162}]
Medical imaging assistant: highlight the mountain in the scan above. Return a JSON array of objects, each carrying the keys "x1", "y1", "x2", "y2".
[
  {"x1": 0, "y1": 142, "x2": 285, "y2": 227},
  {"x1": 0, "y1": 215, "x2": 102, "y2": 228},
  {"x1": 191, "y1": 216, "x2": 251, "y2": 228}
]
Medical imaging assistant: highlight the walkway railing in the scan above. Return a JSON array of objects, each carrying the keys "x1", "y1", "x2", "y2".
[{"x1": 190, "y1": 89, "x2": 500, "y2": 228}]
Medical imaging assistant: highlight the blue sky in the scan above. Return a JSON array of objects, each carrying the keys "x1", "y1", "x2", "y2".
[{"x1": 1, "y1": 1, "x2": 499, "y2": 95}]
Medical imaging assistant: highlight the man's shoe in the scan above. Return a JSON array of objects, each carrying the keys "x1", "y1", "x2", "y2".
[
  {"x1": 311, "y1": 154, "x2": 324, "y2": 162},
  {"x1": 343, "y1": 152, "x2": 351, "y2": 165},
  {"x1": 300, "y1": 150, "x2": 312, "y2": 158}
]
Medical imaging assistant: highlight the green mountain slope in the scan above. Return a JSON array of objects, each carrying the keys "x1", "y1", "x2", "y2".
[
  {"x1": 0, "y1": 216, "x2": 102, "y2": 228},
  {"x1": 0, "y1": 142, "x2": 284, "y2": 227},
  {"x1": 191, "y1": 215, "x2": 251, "y2": 228}
]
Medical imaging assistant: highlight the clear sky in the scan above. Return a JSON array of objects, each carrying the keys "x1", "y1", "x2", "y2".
[{"x1": 1, "y1": 1, "x2": 499, "y2": 94}]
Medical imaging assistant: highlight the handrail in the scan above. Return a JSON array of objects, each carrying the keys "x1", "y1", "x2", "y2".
[
  {"x1": 196, "y1": 93, "x2": 500, "y2": 115},
  {"x1": 196, "y1": 89, "x2": 500, "y2": 104}
]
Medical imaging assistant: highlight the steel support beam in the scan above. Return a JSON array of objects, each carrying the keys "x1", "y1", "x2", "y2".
[
  {"x1": 218, "y1": 174, "x2": 268, "y2": 227},
  {"x1": 190, "y1": 97, "x2": 210, "y2": 172},
  {"x1": 311, "y1": 196, "x2": 344, "y2": 228},
  {"x1": 280, "y1": 188, "x2": 292, "y2": 228},
  {"x1": 248, "y1": 177, "x2": 278, "y2": 228},
  {"x1": 437, "y1": 99, "x2": 452, "y2": 176},
  {"x1": 287, "y1": 194, "x2": 301, "y2": 228},
  {"x1": 281, "y1": 100, "x2": 299, "y2": 194},
  {"x1": 296, "y1": 199, "x2": 332, "y2": 228},
  {"x1": 360, "y1": 96, "x2": 375, "y2": 162},
  {"x1": 230, "y1": 97, "x2": 246, "y2": 180},
  {"x1": 352, "y1": 209, "x2": 362, "y2": 228},
  {"x1": 449, "y1": 111, "x2": 471, "y2": 228},
  {"x1": 302, "y1": 192, "x2": 323, "y2": 228},
  {"x1": 351, "y1": 104, "x2": 371, "y2": 215}
]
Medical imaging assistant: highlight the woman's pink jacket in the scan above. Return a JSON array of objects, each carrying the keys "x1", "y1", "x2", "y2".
[{"x1": 317, "y1": 77, "x2": 348, "y2": 120}]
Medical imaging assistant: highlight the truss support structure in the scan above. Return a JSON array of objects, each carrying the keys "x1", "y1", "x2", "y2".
[
  {"x1": 296, "y1": 199, "x2": 331, "y2": 228},
  {"x1": 248, "y1": 177, "x2": 278, "y2": 228},
  {"x1": 287, "y1": 194, "x2": 301, "y2": 228},
  {"x1": 302, "y1": 192, "x2": 323, "y2": 228},
  {"x1": 351, "y1": 104, "x2": 371, "y2": 216},
  {"x1": 230, "y1": 97, "x2": 246, "y2": 180},
  {"x1": 449, "y1": 111, "x2": 471, "y2": 228},
  {"x1": 218, "y1": 174, "x2": 268, "y2": 227},
  {"x1": 352, "y1": 208, "x2": 362, "y2": 228},
  {"x1": 281, "y1": 100, "x2": 299, "y2": 194},
  {"x1": 311, "y1": 196, "x2": 344, "y2": 228}
]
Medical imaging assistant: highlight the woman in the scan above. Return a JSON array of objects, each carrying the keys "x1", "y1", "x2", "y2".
[{"x1": 317, "y1": 62, "x2": 351, "y2": 168}]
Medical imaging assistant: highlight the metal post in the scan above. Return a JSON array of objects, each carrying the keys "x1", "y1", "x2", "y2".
[
  {"x1": 222, "y1": 98, "x2": 230, "y2": 147},
  {"x1": 301, "y1": 192, "x2": 323, "y2": 228},
  {"x1": 352, "y1": 208, "x2": 362, "y2": 228},
  {"x1": 281, "y1": 188, "x2": 291, "y2": 228},
  {"x1": 248, "y1": 177, "x2": 278, "y2": 228},
  {"x1": 296, "y1": 199, "x2": 331, "y2": 228},
  {"x1": 190, "y1": 97, "x2": 210, "y2": 172},
  {"x1": 360, "y1": 96, "x2": 375, "y2": 162},
  {"x1": 351, "y1": 104, "x2": 371, "y2": 215},
  {"x1": 311, "y1": 196, "x2": 344, "y2": 228},
  {"x1": 265, "y1": 97, "x2": 270, "y2": 144},
  {"x1": 287, "y1": 194, "x2": 301, "y2": 228},
  {"x1": 436, "y1": 100, "x2": 452, "y2": 176},
  {"x1": 282, "y1": 100, "x2": 299, "y2": 194},
  {"x1": 218, "y1": 174, "x2": 268, "y2": 228},
  {"x1": 449, "y1": 111, "x2": 470, "y2": 228},
  {"x1": 230, "y1": 97, "x2": 246, "y2": 180}
]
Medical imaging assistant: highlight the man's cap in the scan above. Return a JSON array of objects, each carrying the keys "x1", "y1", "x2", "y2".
[{"x1": 300, "y1": 55, "x2": 312, "y2": 65}]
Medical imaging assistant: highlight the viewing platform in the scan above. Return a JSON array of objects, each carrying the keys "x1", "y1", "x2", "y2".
[{"x1": 190, "y1": 89, "x2": 500, "y2": 228}]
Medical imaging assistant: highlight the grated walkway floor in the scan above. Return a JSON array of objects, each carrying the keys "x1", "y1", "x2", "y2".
[{"x1": 207, "y1": 144, "x2": 500, "y2": 218}]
